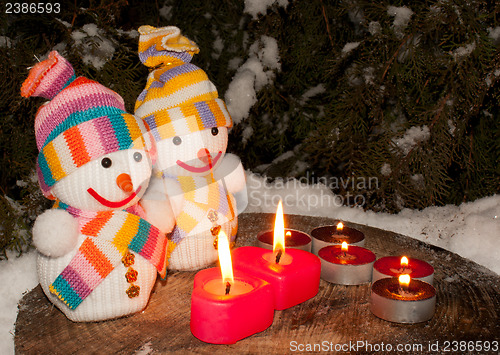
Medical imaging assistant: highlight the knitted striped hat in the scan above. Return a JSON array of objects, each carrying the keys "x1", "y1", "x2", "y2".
[
  {"x1": 134, "y1": 26, "x2": 232, "y2": 141},
  {"x1": 21, "y1": 51, "x2": 150, "y2": 198}
]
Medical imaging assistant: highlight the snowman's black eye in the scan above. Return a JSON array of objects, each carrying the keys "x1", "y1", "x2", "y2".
[
  {"x1": 101, "y1": 157, "x2": 112, "y2": 168},
  {"x1": 211, "y1": 127, "x2": 219, "y2": 136},
  {"x1": 133, "y1": 152, "x2": 143, "y2": 162},
  {"x1": 173, "y1": 136, "x2": 182, "y2": 145}
]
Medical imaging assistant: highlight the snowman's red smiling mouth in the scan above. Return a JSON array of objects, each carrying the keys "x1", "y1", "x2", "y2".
[
  {"x1": 176, "y1": 151, "x2": 222, "y2": 173},
  {"x1": 87, "y1": 186, "x2": 142, "y2": 208}
]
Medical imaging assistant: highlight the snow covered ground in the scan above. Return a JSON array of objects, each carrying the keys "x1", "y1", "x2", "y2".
[
  {"x1": 1, "y1": 172, "x2": 498, "y2": 354},
  {"x1": 0, "y1": 251, "x2": 37, "y2": 355}
]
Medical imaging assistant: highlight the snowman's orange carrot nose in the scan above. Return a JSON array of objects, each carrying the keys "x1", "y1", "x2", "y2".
[
  {"x1": 116, "y1": 173, "x2": 134, "y2": 193},
  {"x1": 197, "y1": 148, "x2": 212, "y2": 166}
]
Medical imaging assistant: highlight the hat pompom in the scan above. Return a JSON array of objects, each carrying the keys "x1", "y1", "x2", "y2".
[
  {"x1": 137, "y1": 25, "x2": 200, "y2": 68},
  {"x1": 21, "y1": 51, "x2": 75, "y2": 100}
]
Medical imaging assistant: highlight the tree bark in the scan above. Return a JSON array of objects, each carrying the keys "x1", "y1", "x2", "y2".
[{"x1": 15, "y1": 213, "x2": 500, "y2": 354}]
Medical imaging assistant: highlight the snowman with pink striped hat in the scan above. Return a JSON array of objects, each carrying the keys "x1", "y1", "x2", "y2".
[{"x1": 22, "y1": 51, "x2": 172, "y2": 322}]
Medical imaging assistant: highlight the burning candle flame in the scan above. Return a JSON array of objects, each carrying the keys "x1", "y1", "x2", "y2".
[
  {"x1": 217, "y1": 231, "x2": 234, "y2": 290},
  {"x1": 398, "y1": 274, "x2": 411, "y2": 287},
  {"x1": 337, "y1": 222, "x2": 344, "y2": 231},
  {"x1": 273, "y1": 200, "x2": 285, "y2": 257},
  {"x1": 400, "y1": 256, "x2": 409, "y2": 268},
  {"x1": 341, "y1": 241, "x2": 348, "y2": 252}
]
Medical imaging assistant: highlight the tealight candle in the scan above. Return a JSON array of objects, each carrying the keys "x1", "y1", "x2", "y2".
[
  {"x1": 233, "y1": 200, "x2": 321, "y2": 310},
  {"x1": 372, "y1": 256, "x2": 434, "y2": 284},
  {"x1": 257, "y1": 229, "x2": 312, "y2": 252},
  {"x1": 190, "y1": 232, "x2": 275, "y2": 344},
  {"x1": 318, "y1": 242, "x2": 376, "y2": 285},
  {"x1": 370, "y1": 275, "x2": 436, "y2": 323},
  {"x1": 311, "y1": 222, "x2": 365, "y2": 255}
]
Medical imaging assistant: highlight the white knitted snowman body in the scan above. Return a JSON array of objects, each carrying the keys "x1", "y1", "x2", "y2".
[
  {"x1": 34, "y1": 149, "x2": 159, "y2": 322},
  {"x1": 143, "y1": 128, "x2": 247, "y2": 271},
  {"x1": 37, "y1": 238, "x2": 157, "y2": 322}
]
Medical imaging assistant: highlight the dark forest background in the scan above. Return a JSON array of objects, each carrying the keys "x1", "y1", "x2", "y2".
[{"x1": 0, "y1": 0, "x2": 498, "y2": 257}]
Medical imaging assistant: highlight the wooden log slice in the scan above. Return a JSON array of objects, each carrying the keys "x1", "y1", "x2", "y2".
[{"x1": 15, "y1": 213, "x2": 500, "y2": 354}]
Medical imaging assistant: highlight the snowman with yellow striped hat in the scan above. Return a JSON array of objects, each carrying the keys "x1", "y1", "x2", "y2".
[{"x1": 135, "y1": 26, "x2": 247, "y2": 271}]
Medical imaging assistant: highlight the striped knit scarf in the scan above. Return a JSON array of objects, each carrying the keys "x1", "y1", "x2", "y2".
[
  {"x1": 164, "y1": 174, "x2": 235, "y2": 259},
  {"x1": 49, "y1": 201, "x2": 168, "y2": 310}
]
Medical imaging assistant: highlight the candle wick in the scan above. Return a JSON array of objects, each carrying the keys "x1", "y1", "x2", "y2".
[
  {"x1": 225, "y1": 281, "x2": 231, "y2": 295},
  {"x1": 398, "y1": 283, "x2": 410, "y2": 296},
  {"x1": 275, "y1": 249, "x2": 283, "y2": 264}
]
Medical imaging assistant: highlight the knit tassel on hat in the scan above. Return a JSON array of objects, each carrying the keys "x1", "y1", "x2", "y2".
[
  {"x1": 21, "y1": 51, "x2": 75, "y2": 100},
  {"x1": 137, "y1": 25, "x2": 200, "y2": 68}
]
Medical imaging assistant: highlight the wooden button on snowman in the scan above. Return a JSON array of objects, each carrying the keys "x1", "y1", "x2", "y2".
[
  {"x1": 135, "y1": 26, "x2": 247, "y2": 271},
  {"x1": 22, "y1": 51, "x2": 169, "y2": 322}
]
